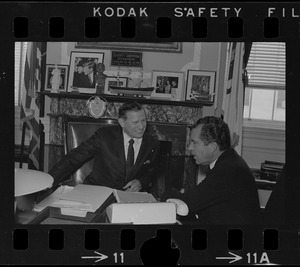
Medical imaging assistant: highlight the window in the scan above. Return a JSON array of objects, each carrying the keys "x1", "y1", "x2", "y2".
[
  {"x1": 14, "y1": 42, "x2": 27, "y2": 106},
  {"x1": 244, "y1": 42, "x2": 285, "y2": 124}
]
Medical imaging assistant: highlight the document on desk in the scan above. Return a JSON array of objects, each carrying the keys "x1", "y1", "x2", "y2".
[
  {"x1": 113, "y1": 189, "x2": 157, "y2": 203},
  {"x1": 59, "y1": 184, "x2": 114, "y2": 212},
  {"x1": 34, "y1": 185, "x2": 74, "y2": 212},
  {"x1": 34, "y1": 184, "x2": 114, "y2": 218}
]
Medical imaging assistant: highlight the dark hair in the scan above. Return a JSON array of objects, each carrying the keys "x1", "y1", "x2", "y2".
[
  {"x1": 192, "y1": 116, "x2": 231, "y2": 151},
  {"x1": 118, "y1": 101, "x2": 144, "y2": 119}
]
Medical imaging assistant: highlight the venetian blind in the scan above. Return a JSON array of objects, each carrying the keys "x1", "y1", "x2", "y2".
[{"x1": 246, "y1": 42, "x2": 285, "y2": 90}]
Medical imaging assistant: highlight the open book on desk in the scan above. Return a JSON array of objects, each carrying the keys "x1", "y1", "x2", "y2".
[
  {"x1": 34, "y1": 184, "x2": 114, "y2": 217},
  {"x1": 113, "y1": 189, "x2": 157, "y2": 203}
]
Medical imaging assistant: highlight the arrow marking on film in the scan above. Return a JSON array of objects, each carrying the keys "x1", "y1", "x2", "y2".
[
  {"x1": 216, "y1": 252, "x2": 242, "y2": 264},
  {"x1": 81, "y1": 251, "x2": 108, "y2": 263}
]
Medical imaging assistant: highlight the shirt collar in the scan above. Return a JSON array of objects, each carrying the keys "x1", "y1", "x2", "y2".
[
  {"x1": 123, "y1": 131, "x2": 142, "y2": 145},
  {"x1": 209, "y1": 158, "x2": 218, "y2": 170}
]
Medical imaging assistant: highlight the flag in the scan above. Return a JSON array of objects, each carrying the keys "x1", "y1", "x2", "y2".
[
  {"x1": 222, "y1": 42, "x2": 245, "y2": 155},
  {"x1": 20, "y1": 42, "x2": 42, "y2": 170}
]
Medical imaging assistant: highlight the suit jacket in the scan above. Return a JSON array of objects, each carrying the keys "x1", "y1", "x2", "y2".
[
  {"x1": 162, "y1": 148, "x2": 261, "y2": 225},
  {"x1": 75, "y1": 73, "x2": 95, "y2": 88},
  {"x1": 49, "y1": 126, "x2": 160, "y2": 190}
]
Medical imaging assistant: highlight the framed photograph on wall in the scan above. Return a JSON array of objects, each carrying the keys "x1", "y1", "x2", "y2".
[
  {"x1": 104, "y1": 76, "x2": 128, "y2": 95},
  {"x1": 185, "y1": 70, "x2": 216, "y2": 102},
  {"x1": 151, "y1": 70, "x2": 184, "y2": 100},
  {"x1": 44, "y1": 64, "x2": 68, "y2": 92},
  {"x1": 67, "y1": 51, "x2": 104, "y2": 94}
]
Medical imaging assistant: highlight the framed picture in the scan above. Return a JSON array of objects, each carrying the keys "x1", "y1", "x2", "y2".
[
  {"x1": 67, "y1": 51, "x2": 104, "y2": 94},
  {"x1": 111, "y1": 51, "x2": 143, "y2": 68},
  {"x1": 104, "y1": 76, "x2": 128, "y2": 95},
  {"x1": 185, "y1": 70, "x2": 216, "y2": 102},
  {"x1": 151, "y1": 70, "x2": 184, "y2": 100},
  {"x1": 75, "y1": 42, "x2": 182, "y2": 53},
  {"x1": 44, "y1": 64, "x2": 68, "y2": 92}
]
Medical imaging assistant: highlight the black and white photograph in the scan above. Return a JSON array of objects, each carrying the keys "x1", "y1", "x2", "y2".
[
  {"x1": 185, "y1": 70, "x2": 216, "y2": 102},
  {"x1": 9, "y1": 2, "x2": 297, "y2": 262},
  {"x1": 104, "y1": 76, "x2": 128, "y2": 95},
  {"x1": 151, "y1": 70, "x2": 184, "y2": 100},
  {"x1": 14, "y1": 41, "x2": 286, "y2": 228},
  {"x1": 67, "y1": 51, "x2": 104, "y2": 94}
]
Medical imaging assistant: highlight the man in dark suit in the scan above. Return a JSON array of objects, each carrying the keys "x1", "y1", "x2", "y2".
[
  {"x1": 80, "y1": 61, "x2": 96, "y2": 88},
  {"x1": 49, "y1": 102, "x2": 160, "y2": 192},
  {"x1": 162, "y1": 116, "x2": 261, "y2": 225},
  {"x1": 72, "y1": 61, "x2": 85, "y2": 88}
]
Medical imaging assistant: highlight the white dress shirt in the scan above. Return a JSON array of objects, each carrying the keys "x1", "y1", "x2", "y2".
[
  {"x1": 209, "y1": 158, "x2": 218, "y2": 170},
  {"x1": 123, "y1": 132, "x2": 143, "y2": 164}
]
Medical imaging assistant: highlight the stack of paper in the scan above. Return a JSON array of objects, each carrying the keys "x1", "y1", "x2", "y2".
[
  {"x1": 34, "y1": 184, "x2": 114, "y2": 217},
  {"x1": 59, "y1": 184, "x2": 114, "y2": 212},
  {"x1": 113, "y1": 189, "x2": 157, "y2": 203},
  {"x1": 34, "y1": 185, "x2": 74, "y2": 212}
]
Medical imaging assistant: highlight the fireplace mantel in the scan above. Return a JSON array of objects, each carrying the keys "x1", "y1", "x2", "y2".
[{"x1": 39, "y1": 91, "x2": 214, "y2": 108}]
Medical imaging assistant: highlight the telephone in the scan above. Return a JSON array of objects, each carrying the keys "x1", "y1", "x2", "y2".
[{"x1": 166, "y1": 198, "x2": 189, "y2": 216}]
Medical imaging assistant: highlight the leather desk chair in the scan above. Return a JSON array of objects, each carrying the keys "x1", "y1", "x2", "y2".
[
  {"x1": 63, "y1": 117, "x2": 119, "y2": 186},
  {"x1": 63, "y1": 117, "x2": 173, "y2": 197}
]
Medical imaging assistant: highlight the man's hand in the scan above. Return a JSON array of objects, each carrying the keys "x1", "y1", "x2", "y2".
[{"x1": 123, "y1": 179, "x2": 142, "y2": 192}]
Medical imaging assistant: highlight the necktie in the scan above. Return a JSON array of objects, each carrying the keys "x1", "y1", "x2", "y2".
[{"x1": 126, "y1": 139, "x2": 134, "y2": 178}]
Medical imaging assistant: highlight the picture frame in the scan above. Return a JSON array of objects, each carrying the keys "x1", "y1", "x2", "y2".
[
  {"x1": 104, "y1": 76, "x2": 128, "y2": 95},
  {"x1": 75, "y1": 42, "x2": 182, "y2": 53},
  {"x1": 151, "y1": 70, "x2": 184, "y2": 100},
  {"x1": 67, "y1": 51, "x2": 104, "y2": 94},
  {"x1": 185, "y1": 70, "x2": 216, "y2": 102},
  {"x1": 44, "y1": 64, "x2": 68, "y2": 92},
  {"x1": 110, "y1": 51, "x2": 143, "y2": 68}
]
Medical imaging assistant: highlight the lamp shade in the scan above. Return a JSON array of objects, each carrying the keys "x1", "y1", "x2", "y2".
[{"x1": 14, "y1": 168, "x2": 54, "y2": 197}]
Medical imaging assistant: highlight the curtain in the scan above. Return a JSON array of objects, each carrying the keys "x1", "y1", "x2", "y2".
[
  {"x1": 222, "y1": 42, "x2": 245, "y2": 155},
  {"x1": 20, "y1": 42, "x2": 42, "y2": 170}
]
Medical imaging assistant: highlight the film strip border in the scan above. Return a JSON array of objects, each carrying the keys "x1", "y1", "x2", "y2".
[
  {"x1": 12, "y1": 16, "x2": 293, "y2": 39},
  {"x1": 0, "y1": 2, "x2": 299, "y2": 40},
  {"x1": 9, "y1": 228, "x2": 300, "y2": 264},
  {"x1": 1, "y1": 1, "x2": 300, "y2": 265}
]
